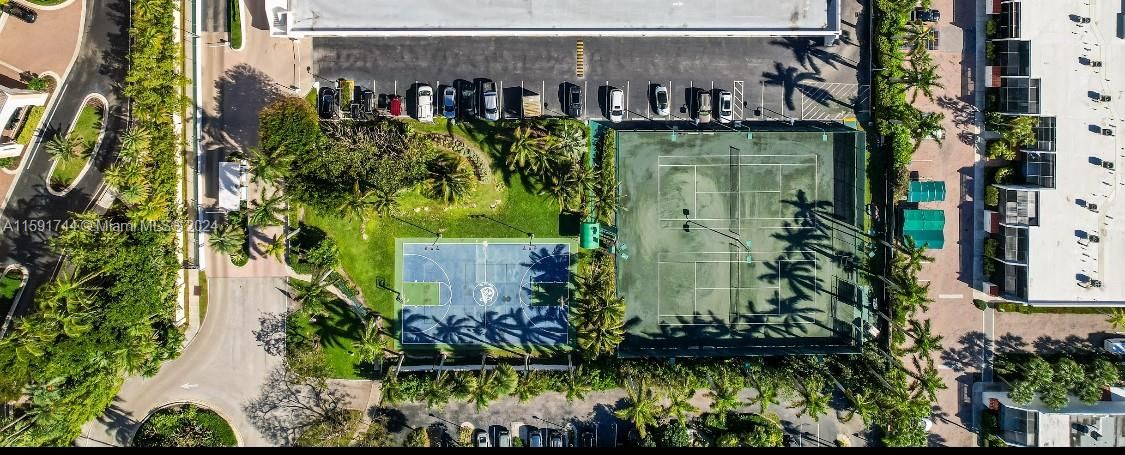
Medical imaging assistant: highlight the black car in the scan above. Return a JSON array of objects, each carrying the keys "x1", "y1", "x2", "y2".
[
  {"x1": 911, "y1": 8, "x2": 939, "y2": 23},
  {"x1": 359, "y1": 89, "x2": 375, "y2": 114},
  {"x1": 565, "y1": 84, "x2": 583, "y2": 118},
  {"x1": 317, "y1": 87, "x2": 337, "y2": 119},
  {"x1": 1, "y1": 1, "x2": 37, "y2": 23},
  {"x1": 459, "y1": 82, "x2": 478, "y2": 118},
  {"x1": 580, "y1": 431, "x2": 595, "y2": 447}
]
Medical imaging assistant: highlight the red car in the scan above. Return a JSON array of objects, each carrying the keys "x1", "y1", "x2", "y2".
[{"x1": 389, "y1": 96, "x2": 402, "y2": 116}]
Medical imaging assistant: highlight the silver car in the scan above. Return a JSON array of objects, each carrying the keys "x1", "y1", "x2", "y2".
[
  {"x1": 717, "y1": 89, "x2": 733, "y2": 124},
  {"x1": 481, "y1": 81, "x2": 500, "y2": 121},
  {"x1": 653, "y1": 85, "x2": 670, "y2": 116}
]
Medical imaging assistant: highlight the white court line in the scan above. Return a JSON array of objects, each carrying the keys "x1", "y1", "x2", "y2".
[{"x1": 659, "y1": 163, "x2": 812, "y2": 168}]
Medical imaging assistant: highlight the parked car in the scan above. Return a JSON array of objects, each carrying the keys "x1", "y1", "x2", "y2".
[
  {"x1": 317, "y1": 87, "x2": 337, "y2": 119},
  {"x1": 548, "y1": 429, "x2": 564, "y2": 447},
  {"x1": 1106, "y1": 338, "x2": 1125, "y2": 356},
  {"x1": 653, "y1": 84, "x2": 670, "y2": 116},
  {"x1": 360, "y1": 89, "x2": 375, "y2": 114},
  {"x1": 607, "y1": 88, "x2": 624, "y2": 123},
  {"x1": 481, "y1": 81, "x2": 499, "y2": 121},
  {"x1": 475, "y1": 429, "x2": 490, "y2": 447},
  {"x1": 460, "y1": 82, "x2": 478, "y2": 118},
  {"x1": 716, "y1": 90, "x2": 733, "y2": 123},
  {"x1": 565, "y1": 84, "x2": 583, "y2": 118},
  {"x1": 911, "y1": 7, "x2": 940, "y2": 23},
  {"x1": 580, "y1": 431, "x2": 594, "y2": 447},
  {"x1": 529, "y1": 431, "x2": 543, "y2": 447},
  {"x1": 497, "y1": 428, "x2": 511, "y2": 447},
  {"x1": 1, "y1": 2, "x2": 37, "y2": 23},
  {"x1": 416, "y1": 84, "x2": 434, "y2": 122},
  {"x1": 696, "y1": 90, "x2": 712, "y2": 124},
  {"x1": 442, "y1": 86, "x2": 457, "y2": 119},
  {"x1": 389, "y1": 95, "x2": 403, "y2": 116}
]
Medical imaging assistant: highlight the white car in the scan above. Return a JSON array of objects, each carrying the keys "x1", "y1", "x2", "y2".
[
  {"x1": 1106, "y1": 338, "x2": 1125, "y2": 356},
  {"x1": 416, "y1": 84, "x2": 434, "y2": 123},
  {"x1": 717, "y1": 90, "x2": 733, "y2": 123},
  {"x1": 608, "y1": 88, "x2": 624, "y2": 123},
  {"x1": 653, "y1": 84, "x2": 670, "y2": 116},
  {"x1": 481, "y1": 81, "x2": 500, "y2": 121}
]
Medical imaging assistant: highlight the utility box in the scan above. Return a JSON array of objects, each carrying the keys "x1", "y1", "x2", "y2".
[{"x1": 521, "y1": 90, "x2": 541, "y2": 118}]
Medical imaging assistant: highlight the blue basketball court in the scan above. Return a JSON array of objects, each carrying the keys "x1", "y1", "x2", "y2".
[{"x1": 396, "y1": 239, "x2": 572, "y2": 348}]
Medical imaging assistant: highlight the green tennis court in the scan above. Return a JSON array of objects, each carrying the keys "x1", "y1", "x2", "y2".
[{"x1": 614, "y1": 126, "x2": 869, "y2": 356}]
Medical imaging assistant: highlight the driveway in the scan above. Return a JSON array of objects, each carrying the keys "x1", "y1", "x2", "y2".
[
  {"x1": 0, "y1": 0, "x2": 82, "y2": 77},
  {"x1": 392, "y1": 387, "x2": 868, "y2": 447},
  {"x1": 309, "y1": 0, "x2": 867, "y2": 124},
  {"x1": 80, "y1": 277, "x2": 289, "y2": 446},
  {"x1": 0, "y1": 0, "x2": 128, "y2": 322}
]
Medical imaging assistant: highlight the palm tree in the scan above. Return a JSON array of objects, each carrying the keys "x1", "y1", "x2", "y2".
[
  {"x1": 514, "y1": 371, "x2": 550, "y2": 402},
  {"x1": 893, "y1": 273, "x2": 933, "y2": 313},
  {"x1": 664, "y1": 384, "x2": 699, "y2": 422},
  {"x1": 45, "y1": 133, "x2": 87, "y2": 162},
  {"x1": 910, "y1": 357, "x2": 947, "y2": 402},
  {"x1": 902, "y1": 22, "x2": 934, "y2": 56},
  {"x1": 549, "y1": 159, "x2": 596, "y2": 212},
  {"x1": 791, "y1": 380, "x2": 831, "y2": 422},
  {"x1": 117, "y1": 127, "x2": 148, "y2": 162},
  {"x1": 426, "y1": 153, "x2": 474, "y2": 204},
  {"x1": 706, "y1": 370, "x2": 743, "y2": 419},
  {"x1": 248, "y1": 147, "x2": 292, "y2": 185},
  {"x1": 911, "y1": 111, "x2": 945, "y2": 150},
  {"x1": 906, "y1": 319, "x2": 944, "y2": 359},
  {"x1": 208, "y1": 221, "x2": 245, "y2": 256},
  {"x1": 1107, "y1": 308, "x2": 1125, "y2": 332},
  {"x1": 747, "y1": 374, "x2": 781, "y2": 414},
  {"x1": 563, "y1": 366, "x2": 593, "y2": 402},
  {"x1": 506, "y1": 126, "x2": 549, "y2": 173},
  {"x1": 426, "y1": 371, "x2": 454, "y2": 409},
  {"x1": 353, "y1": 316, "x2": 385, "y2": 366},
  {"x1": 840, "y1": 390, "x2": 878, "y2": 425},
  {"x1": 903, "y1": 58, "x2": 945, "y2": 102},
  {"x1": 259, "y1": 234, "x2": 286, "y2": 261},
  {"x1": 554, "y1": 124, "x2": 587, "y2": 159},
  {"x1": 896, "y1": 236, "x2": 934, "y2": 274},
  {"x1": 615, "y1": 378, "x2": 661, "y2": 439},
  {"x1": 380, "y1": 370, "x2": 406, "y2": 405},
  {"x1": 249, "y1": 189, "x2": 285, "y2": 226},
  {"x1": 339, "y1": 181, "x2": 380, "y2": 240}
]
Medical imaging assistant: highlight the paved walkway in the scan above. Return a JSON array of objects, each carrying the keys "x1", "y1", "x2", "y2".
[
  {"x1": 0, "y1": 0, "x2": 82, "y2": 77},
  {"x1": 905, "y1": 0, "x2": 982, "y2": 447},
  {"x1": 80, "y1": 277, "x2": 289, "y2": 446}
]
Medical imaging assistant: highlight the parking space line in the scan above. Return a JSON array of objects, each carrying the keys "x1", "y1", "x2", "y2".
[
  {"x1": 583, "y1": 80, "x2": 588, "y2": 119},
  {"x1": 668, "y1": 80, "x2": 673, "y2": 120},
  {"x1": 542, "y1": 80, "x2": 546, "y2": 115},
  {"x1": 625, "y1": 80, "x2": 630, "y2": 120},
  {"x1": 499, "y1": 80, "x2": 504, "y2": 116}
]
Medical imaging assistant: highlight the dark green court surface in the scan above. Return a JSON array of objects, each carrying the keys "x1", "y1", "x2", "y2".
[{"x1": 613, "y1": 125, "x2": 869, "y2": 357}]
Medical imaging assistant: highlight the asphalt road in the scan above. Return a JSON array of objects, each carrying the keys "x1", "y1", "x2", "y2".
[
  {"x1": 311, "y1": 30, "x2": 865, "y2": 123},
  {"x1": 0, "y1": 0, "x2": 130, "y2": 318},
  {"x1": 80, "y1": 277, "x2": 289, "y2": 447}
]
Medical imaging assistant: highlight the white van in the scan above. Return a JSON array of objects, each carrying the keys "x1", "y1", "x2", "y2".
[
  {"x1": 416, "y1": 84, "x2": 434, "y2": 123},
  {"x1": 608, "y1": 88, "x2": 624, "y2": 123}
]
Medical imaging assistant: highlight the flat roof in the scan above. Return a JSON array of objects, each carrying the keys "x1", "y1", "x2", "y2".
[
  {"x1": 1018, "y1": 0, "x2": 1125, "y2": 304},
  {"x1": 218, "y1": 162, "x2": 243, "y2": 211},
  {"x1": 282, "y1": 0, "x2": 840, "y2": 37}
]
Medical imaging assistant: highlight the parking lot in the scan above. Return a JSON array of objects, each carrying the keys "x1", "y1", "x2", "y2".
[{"x1": 310, "y1": 33, "x2": 867, "y2": 123}]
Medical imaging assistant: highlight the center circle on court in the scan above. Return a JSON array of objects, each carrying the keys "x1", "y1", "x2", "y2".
[{"x1": 474, "y1": 282, "x2": 499, "y2": 306}]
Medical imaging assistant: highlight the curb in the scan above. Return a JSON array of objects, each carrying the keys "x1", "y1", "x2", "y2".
[
  {"x1": 22, "y1": 0, "x2": 79, "y2": 11},
  {"x1": 45, "y1": 92, "x2": 108, "y2": 197}
]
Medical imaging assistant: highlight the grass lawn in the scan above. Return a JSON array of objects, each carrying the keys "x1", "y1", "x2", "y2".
[
  {"x1": 287, "y1": 294, "x2": 366, "y2": 379},
  {"x1": 305, "y1": 88, "x2": 318, "y2": 108},
  {"x1": 228, "y1": 0, "x2": 243, "y2": 50},
  {"x1": 305, "y1": 172, "x2": 566, "y2": 328},
  {"x1": 198, "y1": 271, "x2": 208, "y2": 323},
  {"x1": 994, "y1": 301, "x2": 1114, "y2": 315},
  {"x1": 49, "y1": 104, "x2": 102, "y2": 190},
  {"x1": 15, "y1": 106, "x2": 44, "y2": 145},
  {"x1": 0, "y1": 270, "x2": 23, "y2": 321}
]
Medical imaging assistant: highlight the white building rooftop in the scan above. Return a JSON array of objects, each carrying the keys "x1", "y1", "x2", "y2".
[
  {"x1": 1007, "y1": 0, "x2": 1125, "y2": 304},
  {"x1": 268, "y1": 0, "x2": 841, "y2": 38}
]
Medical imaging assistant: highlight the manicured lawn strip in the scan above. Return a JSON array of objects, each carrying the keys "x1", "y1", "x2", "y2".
[
  {"x1": 51, "y1": 104, "x2": 101, "y2": 188},
  {"x1": 995, "y1": 302, "x2": 1112, "y2": 315},
  {"x1": 228, "y1": 0, "x2": 242, "y2": 50},
  {"x1": 24, "y1": 0, "x2": 68, "y2": 5},
  {"x1": 305, "y1": 173, "x2": 563, "y2": 328},
  {"x1": 287, "y1": 290, "x2": 365, "y2": 379},
  {"x1": 0, "y1": 270, "x2": 22, "y2": 321},
  {"x1": 15, "y1": 106, "x2": 44, "y2": 145},
  {"x1": 198, "y1": 271, "x2": 208, "y2": 323}
]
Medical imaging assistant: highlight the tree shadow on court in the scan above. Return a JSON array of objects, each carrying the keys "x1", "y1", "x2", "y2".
[
  {"x1": 782, "y1": 189, "x2": 834, "y2": 233},
  {"x1": 520, "y1": 244, "x2": 571, "y2": 283}
]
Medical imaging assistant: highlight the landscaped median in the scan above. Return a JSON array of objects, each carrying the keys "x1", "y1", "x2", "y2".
[
  {"x1": 45, "y1": 95, "x2": 106, "y2": 193},
  {"x1": 228, "y1": 0, "x2": 243, "y2": 50}
]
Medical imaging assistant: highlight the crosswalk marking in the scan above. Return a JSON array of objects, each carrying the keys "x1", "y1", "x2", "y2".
[{"x1": 575, "y1": 40, "x2": 585, "y2": 78}]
